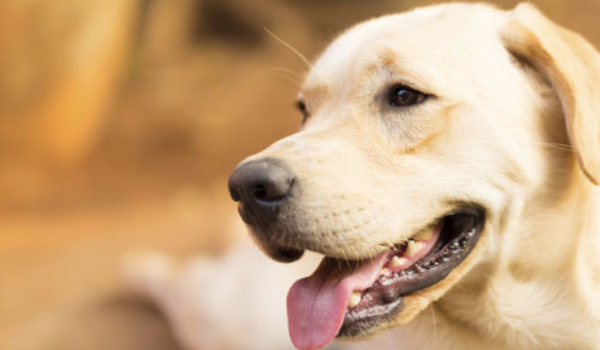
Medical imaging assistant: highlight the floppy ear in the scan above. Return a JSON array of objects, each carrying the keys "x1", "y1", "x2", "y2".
[{"x1": 501, "y1": 3, "x2": 600, "y2": 185}]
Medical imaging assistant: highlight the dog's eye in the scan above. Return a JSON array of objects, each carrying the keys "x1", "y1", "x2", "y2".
[
  {"x1": 296, "y1": 100, "x2": 310, "y2": 124},
  {"x1": 389, "y1": 85, "x2": 427, "y2": 107}
]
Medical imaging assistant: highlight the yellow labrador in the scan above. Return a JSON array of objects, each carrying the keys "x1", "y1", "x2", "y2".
[
  {"x1": 227, "y1": 2, "x2": 600, "y2": 350},
  {"x1": 129, "y1": 3, "x2": 600, "y2": 350}
]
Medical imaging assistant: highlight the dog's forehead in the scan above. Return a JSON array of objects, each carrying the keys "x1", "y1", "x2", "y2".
[{"x1": 304, "y1": 4, "x2": 507, "y2": 95}]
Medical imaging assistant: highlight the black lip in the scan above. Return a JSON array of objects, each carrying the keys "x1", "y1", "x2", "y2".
[{"x1": 338, "y1": 207, "x2": 485, "y2": 338}]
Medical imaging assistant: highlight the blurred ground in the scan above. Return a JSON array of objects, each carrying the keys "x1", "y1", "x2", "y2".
[{"x1": 2, "y1": 0, "x2": 600, "y2": 349}]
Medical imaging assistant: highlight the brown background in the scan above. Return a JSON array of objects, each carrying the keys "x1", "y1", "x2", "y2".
[{"x1": 1, "y1": 0, "x2": 599, "y2": 349}]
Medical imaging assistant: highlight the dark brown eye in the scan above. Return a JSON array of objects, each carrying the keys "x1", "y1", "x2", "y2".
[
  {"x1": 389, "y1": 85, "x2": 427, "y2": 107},
  {"x1": 296, "y1": 100, "x2": 309, "y2": 124}
]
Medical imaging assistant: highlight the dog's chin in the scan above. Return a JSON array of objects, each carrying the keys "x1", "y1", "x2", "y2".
[
  {"x1": 252, "y1": 205, "x2": 486, "y2": 346},
  {"x1": 250, "y1": 235, "x2": 306, "y2": 263}
]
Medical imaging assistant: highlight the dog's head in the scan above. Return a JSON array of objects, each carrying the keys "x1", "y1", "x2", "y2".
[{"x1": 229, "y1": 3, "x2": 600, "y2": 350}]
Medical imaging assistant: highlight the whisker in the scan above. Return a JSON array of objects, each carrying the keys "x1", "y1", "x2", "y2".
[
  {"x1": 261, "y1": 67, "x2": 305, "y2": 82},
  {"x1": 263, "y1": 71, "x2": 303, "y2": 87},
  {"x1": 264, "y1": 27, "x2": 313, "y2": 69},
  {"x1": 430, "y1": 303, "x2": 438, "y2": 345},
  {"x1": 530, "y1": 140, "x2": 574, "y2": 152}
]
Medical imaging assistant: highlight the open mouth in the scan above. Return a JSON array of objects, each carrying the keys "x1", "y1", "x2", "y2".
[{"x1": 286, "y1": 206, "x2": 485, "y2": 350}]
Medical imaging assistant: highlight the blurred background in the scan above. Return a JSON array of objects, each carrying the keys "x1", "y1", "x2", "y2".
[{"x1": 1, "y1": 0, "x2": 599, "y2": 349}]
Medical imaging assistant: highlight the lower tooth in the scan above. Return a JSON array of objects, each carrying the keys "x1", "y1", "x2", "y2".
[
  {"x1": 389, "y1": 256, "x2": 407, "y2": 268},
  {"x1": 348, "y1": 292, "x2": 362, "y2": 308}
]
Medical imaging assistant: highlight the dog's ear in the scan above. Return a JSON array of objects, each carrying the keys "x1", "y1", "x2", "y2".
[{"x1": 501, "y1": 3, "x2": 600, "y2": 185}]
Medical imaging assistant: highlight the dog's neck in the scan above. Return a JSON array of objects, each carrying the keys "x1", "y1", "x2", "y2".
[{"x1": 423, "y1": 171, "x2": 600, "y2": 350}]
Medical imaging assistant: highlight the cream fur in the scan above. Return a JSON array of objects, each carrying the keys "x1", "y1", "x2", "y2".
[{"x1": 126, "y1": 3, "x2": 600, "y2": 350}]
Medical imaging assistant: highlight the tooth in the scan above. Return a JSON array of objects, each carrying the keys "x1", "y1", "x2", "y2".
[
  {"x1": 413, "y1": 229, "x2": 433, "y2": 241},
  {"x1": 348, "y1": 292, "x2": 362, "y2": 308},
  {"x1": 389, "y1": 256, "x2": 407, "y2": 268},
  {"x1": 406, "y1": 240, "x2": 424, "y2": 257},
  {"x1": 380, "y1": 268, "x2": 390, "y2": 276}
]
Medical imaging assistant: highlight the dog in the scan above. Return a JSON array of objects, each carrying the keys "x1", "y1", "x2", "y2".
[{"x1": 128, "y1": 3, "x2": 600, "y2": 350}]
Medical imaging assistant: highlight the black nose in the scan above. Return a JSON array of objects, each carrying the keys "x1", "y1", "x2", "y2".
[{"x1": 228, "y1": 159, "x2": 294, "y2": 217}]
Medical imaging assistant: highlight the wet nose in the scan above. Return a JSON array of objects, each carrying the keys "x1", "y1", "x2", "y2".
[{"x1": 228, "y1": 159, "x2": 294, "y2": 218}]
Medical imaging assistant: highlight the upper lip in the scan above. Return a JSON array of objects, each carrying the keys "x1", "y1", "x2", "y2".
[{"x1": 255, "y1": 205, "x2": 484, "y2": 263}]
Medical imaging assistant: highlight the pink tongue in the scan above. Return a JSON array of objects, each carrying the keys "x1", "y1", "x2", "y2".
[{"x1": 286, "y1": 253, "x2": 389, "y2": 350}]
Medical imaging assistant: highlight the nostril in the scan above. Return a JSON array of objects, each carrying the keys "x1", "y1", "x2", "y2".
[
  {"x1": 228, "y1": 158, "x2": 294, "y2": 209},
  {"x1": 251, "y1": 177, "x2": 293, "y2": 203},
  {"x1": 252, "y1": 184, "x2": 269, "y2": 201}
]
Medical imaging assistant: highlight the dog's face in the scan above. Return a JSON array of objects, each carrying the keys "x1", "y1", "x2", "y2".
[{"x1": 229, "y1": 3, "x2": 600, "y2": 350}]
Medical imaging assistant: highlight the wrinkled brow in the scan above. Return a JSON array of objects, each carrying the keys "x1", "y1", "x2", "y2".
[{"x1": 358, "y1": 48, "x2": 402, "y2": 78}]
